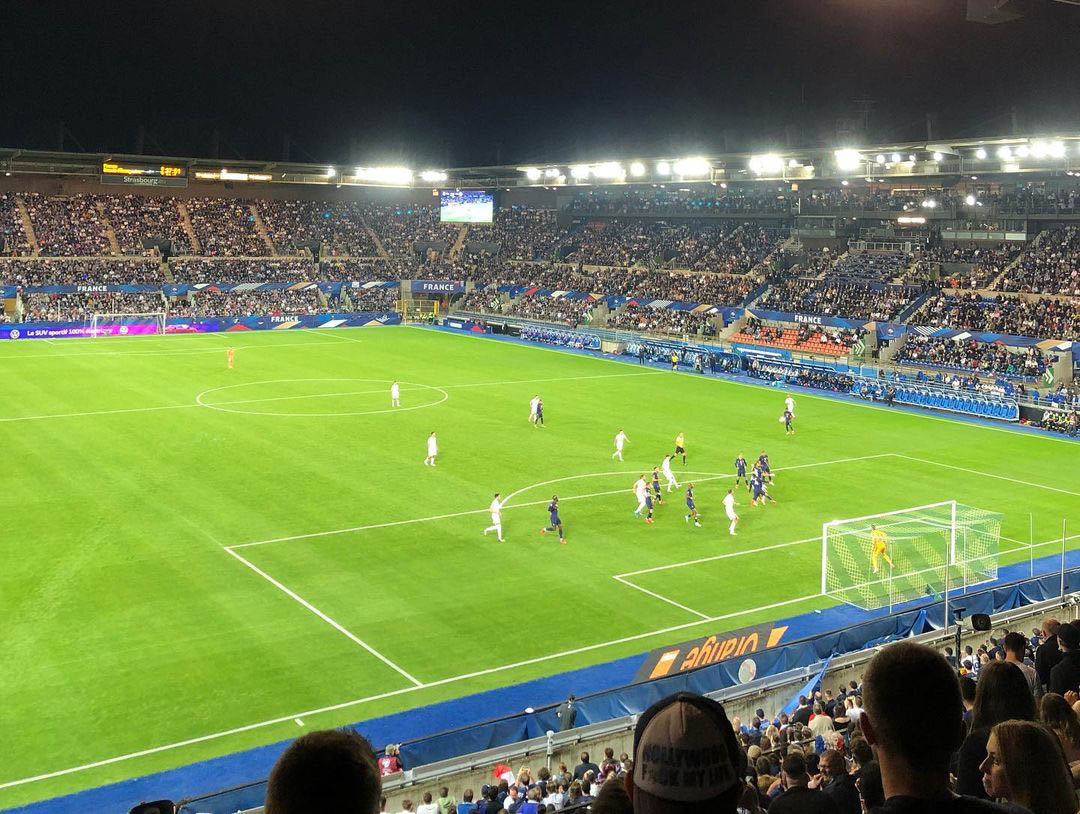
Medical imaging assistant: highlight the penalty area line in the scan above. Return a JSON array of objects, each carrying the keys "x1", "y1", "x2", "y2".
[
  {"x1": 223, "y1": 547, "x2": 423, "y2": 687},
  {"x1": 0, "y1": 592, "x2": 822, "y2": 792}
]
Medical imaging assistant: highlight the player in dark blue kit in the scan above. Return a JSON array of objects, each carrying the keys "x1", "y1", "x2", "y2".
[
  {"x1": 734, "y1": 454, "x2": 748, "y2": 489},
  {"x1": 750, "y1": 466, "x2": 777, "y2": 506},
  {"x1": 540, "y1": 495, "x2": 566, "y2": 544},
  {"x1": 783, "y1": 409, "x2": 793, "y2": 436},
  {"x1": 758, "y1": 450, "x2": 773, "y2": 483},
  {"x1": 535, "y1": 398, "x2": 545, "y2": 427},
  {"x1": 684, "y1": 483, "x2": 702, "y2": 527},
  {"x1": 651, "y1": 467, "x2": 664, "y2": 505}
]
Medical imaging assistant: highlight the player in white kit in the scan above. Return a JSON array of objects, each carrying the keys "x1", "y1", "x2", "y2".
[
  {"x1": 529, "y1": 395, "x2": 540, "y2": 426},
  {"x1": 612, "y1": 430, "x2": 630, "y2": 460},
  {"x1": 723, "y1": 488, "x2": 739, "y2": 536},
  {"x1": 391, "y1": 381, "x2": 401, "y2": 407},
  {"x1": 424, "y1": 431, "x2": 438, "y2": 466},
  {"x1": 483, "y1": 492, "x2": 504, "y2": 541},
  {"x1": 633, "y1": 475, "x2": 649, "y2": 517},
  {"x1": 785, "y1": 395, "x2": 795, "y2": 416},
  {"x1": 661, "y1": 454, "x2": 678, "y2": 492}
]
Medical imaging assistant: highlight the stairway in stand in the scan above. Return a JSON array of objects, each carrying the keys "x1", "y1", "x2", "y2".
[
  {"x1": 176, "y1": 201, "x2": 202, "y2": 254},
  {"x1": 250, "y1": 203, "x2": 277, "y2": 255},
  {"x1": 14, "y1": 196, "x2": 41, "y2": 256}
]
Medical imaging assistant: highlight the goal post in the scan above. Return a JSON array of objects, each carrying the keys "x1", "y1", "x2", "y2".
[
  {"x1": 821, "y1": 501, "x2": 1003, "y2": 611},
  {"x1": 90, "y1": 312, "x2": 167, "y2": 338}
]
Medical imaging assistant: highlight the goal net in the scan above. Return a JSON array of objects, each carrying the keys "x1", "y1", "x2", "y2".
[
  {"x1": 821, "y1": 501, "x2": 1003, "y2": 611},
  {"x1": 90, "y1": 312, "x2": 167, "y2": 338}
]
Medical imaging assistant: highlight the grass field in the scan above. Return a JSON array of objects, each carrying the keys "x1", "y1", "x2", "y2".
[{"x1": 1, "y1": 325, "x2": 1077, "y2": 808}]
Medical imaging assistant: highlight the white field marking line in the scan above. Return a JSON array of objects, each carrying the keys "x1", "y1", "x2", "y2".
[
  {"x1": 411, "y1": 324, "x2": 1080, "y2": 446},
  {"x1": 0, "y1": 338, "x2": 342, "y2": 361},
  {"x1": 295, "y1": 719, "x2": 304, "y2": 727},
  {"x1": 890, "y1": 453, "x2": 1080, "y2": 497},
  {"x1": 0, "y1": 370, "x2": 661, "y2": 423},
  {"x1": 612, "y1": 575, "x2": 712, "y2": 620},
  {"x1": 194, "y1": 378, "x2": 450, "y2": 418},
  {"x1": 229, "y1": 471, "x2": 735, "y2": 550},
  {"x1": 223, "y1": 547, "x2": 423, "y2": 687},
  {"x1": 233, "y1": 454, "x2": 890, "y2": 549},
  {"x1": 0, "y1": 590, "x2": 824, "y2": 792},
  {"x1": 305, "y1": 327, "x2": 365, "y2": 344},
  {"x1": 616, "y1": 536, "x2": 822, "y2": 579}
]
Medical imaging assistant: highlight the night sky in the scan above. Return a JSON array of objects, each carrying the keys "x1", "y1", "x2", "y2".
[{"x1": 4, "y1": 0, "x2": 1079, "y2": 166}]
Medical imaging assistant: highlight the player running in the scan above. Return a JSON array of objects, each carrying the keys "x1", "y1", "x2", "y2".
[
  {"x1": 424, "y1": 432, "x2": 438, "y2": 466},
  {"x1": 758, "y1": 450, "x2": 772, "y2": 483},
  {"x1": 783, "y1": 408, "x2": 794, "y2": 436},
  {"x1": 391, "y1": 381, "x2": 401, "y2": 408},
  {"x1": 723, "y1": 488, "x2": 739, "y2": 536},
  {"x1": 483, "y1": 492, "x2": 505, "y2": 542},
  {"x1": 227, "y1": 347, "x2": 236, "y2": 369},
  {"x1": 870, "y1": 524, "x2": 894, "y2": 574},
  {"x1": 750, "y1": 466, "x2": 777, "y2": 506},
  {"x1": 734, "y1": 454, "x2": 748, "y2": 489},
  {"x1": 633, "y1": 475, "x2": 653, "y2": 523},
  {"x1": 661, "y1": 454, "x2": 679, "y2": 492},
  {"x1": 535, "y1": 397, "x2": 544, "y2": 428},
  {"x1": 612, "y1": 430, "x2": 630, "y2": 461},
  {"x1": 674, "y1": 432, "x2": 686, "y2": 465},
  {"x1": 540, "y1": 495, "x2": 566, "y2": 544},
  {"x1": 651, "y1": 467, "x2": 664, "y2": 505},
  {"x1": 684, "y1": 483, "x2": 702, "y2": 527},
  {"x1": 785, "y1": 395, "x2": 795, "y2": 417}
]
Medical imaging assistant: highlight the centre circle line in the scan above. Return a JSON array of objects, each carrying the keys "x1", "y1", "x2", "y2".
[{"x1": 194, "y1": 378, "x2": 448, "y2": 418}]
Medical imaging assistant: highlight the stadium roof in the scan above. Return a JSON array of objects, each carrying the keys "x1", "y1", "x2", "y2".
[{"x1": 4, "y1": 133, "x2": 1080, "y2": 191}]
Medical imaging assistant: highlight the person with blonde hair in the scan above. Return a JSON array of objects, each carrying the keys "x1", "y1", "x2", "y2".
[
  {"x1": 980, "y1": 720, "x2": 1075, "y2": 814},
  {"x1": 1040, "y1": 692, "x2": 1080, "y2": 782}
]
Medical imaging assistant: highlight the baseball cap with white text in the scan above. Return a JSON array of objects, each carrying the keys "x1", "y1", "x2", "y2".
[{"x1": 632, "y1": 692, "x2": 747, "y2": 814}]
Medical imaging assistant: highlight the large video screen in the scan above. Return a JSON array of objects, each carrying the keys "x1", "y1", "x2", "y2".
[{"x1": 440, "y1": 189, "x2": 494, "y2": 224}]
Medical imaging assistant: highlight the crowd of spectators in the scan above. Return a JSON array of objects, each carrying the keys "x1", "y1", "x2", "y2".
[
  {"x1": 257, "y1": 199, "x2": 379, "y2": 257},
  {"x1": 0, "y1": 259, "x2": 160, "y2": 286},
  {"x1": 830, "y1": 250, "x2": 914, "y2": 282},
  {"x1": 100, "y1": 194, "x2": 193, "y2": 255},
  {"x1": 169, "y1": 289, "x2": 325, "y2": 318},
  {"x1": 917, "y1": 293, "x2": 1080, "y2": 340},
  {"x1": 258, "y1": 623, "x2": 1080, "y2": 814},
  {"x1": 996, "y1": 227, "x2": 1080, "y2": 296},
  {"x1": 170, "y1": 258, "x2": 316, "y2": 284},
  {"x1": 501, "y1": 294, "x2": 594, "y2": 326},
  {"x1": 738, "y1": 317, "x2": 864, "y2": 352},
  {"x1": 21, "y1": 291, "x2": 163, "y2": 322},
  {"x1": 475, "y1": 207, "x2": 568, "y2": 261},
  {"x1": 185, "y1": 197, "x2": 270, "y2": 256},
  {"x1": 365, "y1": 204, "x2": 460, "y2": 265},
  {"x1": 894, "y1": 336, "x2": 1051, "y2": 377},
  {"x1": 926, "y1": 243, "x2": 1022, "y2": 290},
  {"x1": 757, "y1": 277, "x2": 918, "y2": 321},
  {"x1": 348, "y1": 287, "x2": 400, "y2": 312},
  {"x1": 566, "y1": 188, "x2": 792, "y2": 215},
  {"x1": 606, "y1": 304, "x2": 717, "y2": 336},
  {"x1": 21, "y1": 192, "x2": 111, "y2": 256},
  {"x1": 1, "y1": 193, "x2": 32, "y2": 255}
]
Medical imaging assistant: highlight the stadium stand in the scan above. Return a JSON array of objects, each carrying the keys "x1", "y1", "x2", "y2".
[
  {"x1": 736, "y1": 318, "x2": 863, "y2": 356},
  {"x1": 995, "y1": 226, "x2": 1080, "y2": 296},
  {"x1": 0, "y1": 258, "x2": 160, "y2": 286},
  {"x1": 257, "y1": 199, "x2": 379, "y2": 257},
  {"x1": 894, "y1": 335, "x2": 1051, "y2": 377},
  {"x1": 21, "y1": 192, "x2": 111, "y2": 256},
  {"x1": 917, "y1": 293, "x2": 1080, "y2": 340},
  {"x1": 99, "y1": 195, "x2": 193, "y2": 255},
  {"x1": 756, "y1": 277, "x2": 918, "y2": 321},
  {"x1": 605, "y1": 303, "x2": 717, "y2": 336},
  {"x1": 185, "y1": 197, "x2": 270, "y2": 256},
  {"x1": 169, "y1": 258, "x2": 316, "y2": 283}
]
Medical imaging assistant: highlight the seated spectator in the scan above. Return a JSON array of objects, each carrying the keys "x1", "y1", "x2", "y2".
[
  {"x1": 629, "y1": 691, "x2": 747, "y2": 814},
  {"x1": 956, "y1": 660, "x2": 1038, "y2": 798},
  {"x1": 979, "y1": 720, "x2": 1075, "y2": 814},
  {"x1": 768, "y1": 752, "x2": 838, "y2": 814},
  {"x1": 264, "y1": 728, "x2": 381, "y2": 814},
  {"x1": 860, "y1": 641, "x2": 1027, "y2": 813}
]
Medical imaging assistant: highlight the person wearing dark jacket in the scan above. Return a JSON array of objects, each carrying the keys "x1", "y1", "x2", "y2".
[
  {"x1": 1037, "y1": 618, "x2": 1063, "y2": 689},
  {"x1": 954, "y1": 661, "x2": 1036, "y2": 799},
  {"x1": 770, "y1": 753, "x2": 839, "y2": 814},
  {"x1": 814, "y1": 750, "x2": 860, "y2": 814},
  {"x1": 1048, "y1": 622, "x2": 1080, "y2": 695}
]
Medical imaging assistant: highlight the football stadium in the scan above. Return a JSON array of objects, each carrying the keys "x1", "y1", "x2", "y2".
[{"x1": 3, "y1": 3, "x2": 1080, "y2": 813}]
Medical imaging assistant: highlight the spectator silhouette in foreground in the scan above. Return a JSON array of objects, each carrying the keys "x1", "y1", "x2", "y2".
[
  {"x1": 954, "y1": 661, "x2": 1036, "y2": 798},
  {"x1": 979, "y1": 720, "x2": 1075, "y2": 814},
  {"x1": 265, "y1": 728, "x2": 382, "y2": 814},
  {"x1": 1048, "y1": 620, "x2": 1080, "y2": 696},
  {"x1": 859, "y1": 641, "x2": 1027, "y2": 813},
  {"x1": 629, "y1": 691, "x2": 747, "y2": 814}
]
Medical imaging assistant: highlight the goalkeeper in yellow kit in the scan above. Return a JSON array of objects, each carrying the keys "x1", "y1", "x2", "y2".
[{"x1": 870, "y1": 524, "x2": 894, "y2": 574}]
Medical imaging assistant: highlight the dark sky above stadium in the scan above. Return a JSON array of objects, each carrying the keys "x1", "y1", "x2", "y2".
[{"x1": 4, "y1": 0, "x2": 1080, "y2": 167}]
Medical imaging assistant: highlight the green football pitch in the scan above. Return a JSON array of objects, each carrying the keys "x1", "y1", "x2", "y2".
[{"x1": 1, "y1": 326, "x2": 1077, "y2": 807}]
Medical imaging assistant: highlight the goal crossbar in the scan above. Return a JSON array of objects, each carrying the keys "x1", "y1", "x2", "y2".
[{"x1": 90, "y1": 311, "x2": 167, "y2": 337}]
